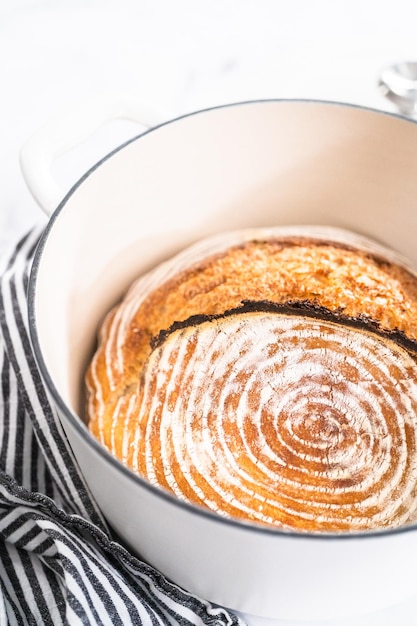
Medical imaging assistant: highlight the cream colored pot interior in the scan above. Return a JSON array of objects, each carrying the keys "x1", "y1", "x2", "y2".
[
  {"x1": 30, "y1": 101, "x2": 417, "y2": 622},
  {"x1": 34, "y1": 101, "x2": 417, "y2": 417}
]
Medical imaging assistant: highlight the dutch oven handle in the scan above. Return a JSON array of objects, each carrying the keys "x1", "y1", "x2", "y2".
[{"x1": 19, "y1": 93, "x2": 168, "y2": 216}]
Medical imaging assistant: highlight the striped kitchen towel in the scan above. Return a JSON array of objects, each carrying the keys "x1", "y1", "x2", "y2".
[{"x1": 0, "y1": 225, "x2": 245, "y2": 626}]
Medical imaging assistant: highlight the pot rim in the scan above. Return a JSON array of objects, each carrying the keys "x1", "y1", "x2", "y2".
[{"x1": 27, "y1": 97, "x2": 417, "y2": 542}]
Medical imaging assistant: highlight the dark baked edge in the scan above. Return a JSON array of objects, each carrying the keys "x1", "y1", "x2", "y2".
[{"x1": 151, "y1": 299, "x2": 417, "y2": 358}]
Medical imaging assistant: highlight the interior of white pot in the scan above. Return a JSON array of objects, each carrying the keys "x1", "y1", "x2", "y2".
[{"x1": 32, "y1": 100, "x2": 417, "y2": 422}]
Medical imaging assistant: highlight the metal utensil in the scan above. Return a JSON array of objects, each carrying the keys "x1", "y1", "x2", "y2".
[{"x1": 379, "y1": 61, "x2": 417, "y2": 117}]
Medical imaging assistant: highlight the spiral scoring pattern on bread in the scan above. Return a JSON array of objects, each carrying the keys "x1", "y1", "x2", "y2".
[
  {"x1": 104, "y1": 310, "x2": 417, "y2": 531},
  {"x1": 86, "y1": 227, "x2": 417, "y2": 532}
]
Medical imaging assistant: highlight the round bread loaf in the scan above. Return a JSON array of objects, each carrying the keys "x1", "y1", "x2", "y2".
[{"x1": 86, "y1": 226, "x2": 417, "y2": 532}]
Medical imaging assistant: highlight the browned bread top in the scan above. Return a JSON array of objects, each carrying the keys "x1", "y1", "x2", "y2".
[{"x1": 85, "y1": 226, "x2": 417, "y2": 531}]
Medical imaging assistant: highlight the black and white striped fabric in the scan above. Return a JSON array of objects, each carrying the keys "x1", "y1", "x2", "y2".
[{"x1": 0, "y1": 225, "x2": 245, "y2": 626}]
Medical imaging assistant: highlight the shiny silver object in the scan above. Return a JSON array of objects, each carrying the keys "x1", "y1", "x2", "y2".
[{"x1": 379, "y1": 61, "x2": 417, "y2": 117}]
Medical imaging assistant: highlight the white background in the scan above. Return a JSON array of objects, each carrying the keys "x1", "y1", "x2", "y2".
[
  {"x1": 2, "y1": 2, "x2": 417, "y2": 624},
  {"x1": 2, "y1": 0, "x2": 417, "y2": 247}
]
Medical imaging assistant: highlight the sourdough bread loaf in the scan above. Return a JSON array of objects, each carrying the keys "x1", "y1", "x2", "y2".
[{"x1": 86, "y1": 226, "x2": 417, "y2": 532}]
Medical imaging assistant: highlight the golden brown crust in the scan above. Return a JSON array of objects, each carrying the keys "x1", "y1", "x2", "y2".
[
  {"x1": 127, "y1": 310, "x2": 417, "y2": 531},
  {"x1": 85, "y1": 228, "x2": 417, "y2": 531}
]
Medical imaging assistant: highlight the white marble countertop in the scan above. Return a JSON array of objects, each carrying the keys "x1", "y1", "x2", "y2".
[
  {"x1": 2, "y1": 2, "x2": 417, "y2": 624},
  {"x1": 2, "y1": 0, "x2": 417, "y2": 248}
]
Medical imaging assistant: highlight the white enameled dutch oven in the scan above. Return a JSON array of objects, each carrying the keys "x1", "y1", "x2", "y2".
[{"x1": 21, "y1": 97, "x2": 417, "y2": 622}]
